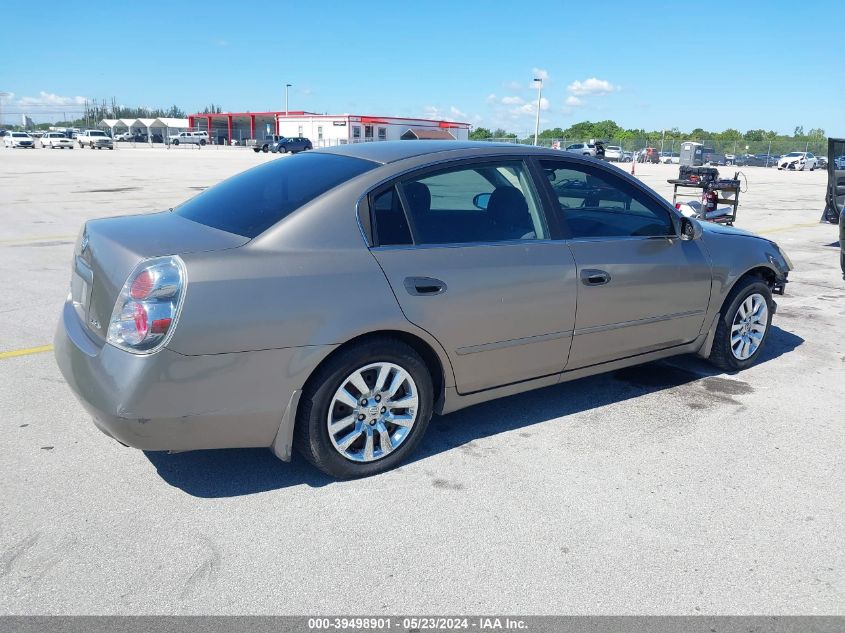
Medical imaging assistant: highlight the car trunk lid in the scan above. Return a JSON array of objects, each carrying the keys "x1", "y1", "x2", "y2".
[{"x1": 72, "y1": 211, "x2": 248, "y2": 344}]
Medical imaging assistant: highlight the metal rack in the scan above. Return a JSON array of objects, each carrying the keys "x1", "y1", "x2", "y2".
[{"x1": 667, "y1": 179, "x2": 740, "y2": 225}]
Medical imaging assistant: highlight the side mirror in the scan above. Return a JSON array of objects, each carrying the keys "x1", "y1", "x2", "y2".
[
  {"x1": 681, "y1": 217, "x2": 703, "y2": 241},
  {"x1": 473, "y1": 192, "x2": 491, "y2": 210}
]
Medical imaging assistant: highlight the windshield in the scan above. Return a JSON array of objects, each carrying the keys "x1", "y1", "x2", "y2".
[
  {"x1": 785, "y1": 152, "x2": 802, "y2": 157},
  {"x1": 89, "y1": 131, "x2": 107, "y2": 137},
  {"x1": 12, "y1": 133, "x2": 29, "y2": 138},
  {"x1": 175, "y1": 152, "x2": 378, "y2": 238}
]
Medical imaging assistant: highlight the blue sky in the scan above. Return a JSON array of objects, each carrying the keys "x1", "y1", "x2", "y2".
[{"x1": 1, "y1": 0, "x2": 842, "y2": 135}]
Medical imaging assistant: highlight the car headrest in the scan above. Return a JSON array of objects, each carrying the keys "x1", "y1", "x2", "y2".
[{"x1": 487, "y1": 186, "x2": 530, "y2": 228}]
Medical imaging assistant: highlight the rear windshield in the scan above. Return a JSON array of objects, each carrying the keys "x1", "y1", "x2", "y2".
[{"x1": 174, "y1": 153, "x2": 377, "y2": 238}]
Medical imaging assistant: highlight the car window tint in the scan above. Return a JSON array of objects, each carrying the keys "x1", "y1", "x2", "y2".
[
  {"x1": 372, "y1": 187, "x2": 412, "y2": 246},
  {"x1": 539, "y1": 160, "x2": 674, "y2": 239},
  {"x1": 400, "y1": 161, "x2": 546, "y2": 245},
  {"x1": 175, "y1": 153, "x2": 377, "y2": 238}
]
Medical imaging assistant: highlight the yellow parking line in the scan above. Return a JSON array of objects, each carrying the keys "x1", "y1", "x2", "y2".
[
  {"x1": 757, "y1": 222, "x2": 820, "y2": 235},
  {"x1": 0, "y1": 235, "x2": 75, "y2": 245},
  {"x1": 0, "y1": 344, "x2": 54, "y2": 360}
]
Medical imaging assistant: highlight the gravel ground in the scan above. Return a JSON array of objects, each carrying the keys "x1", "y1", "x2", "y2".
[{"x1": 0, "y1": 145, "x2": 842, "y2": 615}]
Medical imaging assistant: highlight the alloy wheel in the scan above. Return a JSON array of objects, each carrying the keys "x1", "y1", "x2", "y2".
[
  {"x1": 326, "y1": 362, "x2": 419, "y2": 463},
  {"x1": 730, "y1": 293, "x2": 768, "y2": 360}
]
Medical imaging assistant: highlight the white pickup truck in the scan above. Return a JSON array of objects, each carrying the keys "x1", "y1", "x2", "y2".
[
  {"x1": 77, "y1": 130, "x2": 114, "y2": 150},
  {"x1": 169, "y1": 131, "x2": 208, "y2": 146}
]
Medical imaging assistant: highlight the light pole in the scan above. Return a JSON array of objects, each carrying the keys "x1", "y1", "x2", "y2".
[
  {"x1": 285, "y1": 83, "x2": 292, "y2": 117},
  {"x1": 533, "y1": 78, "x2": 543, "y2": 146}
]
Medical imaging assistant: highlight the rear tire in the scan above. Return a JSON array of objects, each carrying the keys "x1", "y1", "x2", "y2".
[
  {"x1": 262, "y1": 145, "x2": 269, "y2": 153},
  {"x1": 707, "y1": 276, "x2": 774, "y2": 372},
  {"x1": 295, "y1": 338, "x2": 434, "y2": 479}
]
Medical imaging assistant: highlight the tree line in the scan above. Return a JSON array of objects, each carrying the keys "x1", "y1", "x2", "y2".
[{"x1": 469, "y1": 120, "x2": 827, "y2": 143}]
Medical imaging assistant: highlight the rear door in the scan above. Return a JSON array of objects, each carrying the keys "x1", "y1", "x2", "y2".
[
  {"x1": 536, "y1": 158, "x2": 713, "y2": 370},
  {"x1": 826, "y1": 138, "x2": 845, "y2": 223},
  {"x1": 828, "y1": 139, "x2": 845, "y2": 277},
  {"x1": 368, "y1": 158, "x2": 578, "y2": 394}
]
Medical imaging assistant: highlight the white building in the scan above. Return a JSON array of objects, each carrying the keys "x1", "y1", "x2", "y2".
[{"x1": 275, "y1": 114, "x2": 469, "y2": 146}]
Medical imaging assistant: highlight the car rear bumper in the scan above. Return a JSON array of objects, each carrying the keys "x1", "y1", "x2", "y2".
[{"x1": 54, "y1": 299, "x2": 330, "y2": 454}]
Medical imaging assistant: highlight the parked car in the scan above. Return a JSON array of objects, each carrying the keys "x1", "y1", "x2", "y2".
[
  {"x1": 114, "y1": 132, "x2": 133, "y2": 142},
  {"x1": 835, "y1": 155, "x2": 845, "y2": 170},
  {"x1": 702, "y1": 148, "x2": 727, "y2": 166},
  {"x1": 604, "y1": 145, "x2": 623, "y2": 162},
  {"x1": 637, "y1": 147, "x2": 660, "y2": 163},
  {"x1": 4, "y1": 132, "x2": 35, "y2": 148},
  {"x1": 169, "y1": 131, "x2": 207, "y2": 146},
  {"x1": 564, "y1": 142, "x2": 596, "y2": 156},
  {"x1": 272, "y1": 136, "x2": 313, "y2": 154},
  {"x1": 78, "y1": 130, "x2": 114, "y2": 150},
  {"x1": 252, "y1": 135, "x2": 282, "y2": 153},
  {"x1": 815, "y1": 155, "x2": 828, "y2": 169},
  {"x1": 621, "y1": 151, "x2": 633, "y2": 162},
  {"x1": 660, "y1": 152, "x2": 680, "y2": 164},
  {"x1": 778, "y1": 151, "x2": 817, "y2": 171},
  {"x1": 40, "y1": 132, "x2": 74, "y2": 149},
  {"x1": 54, "y1": 141, "x2": 792, "y2": 479}
]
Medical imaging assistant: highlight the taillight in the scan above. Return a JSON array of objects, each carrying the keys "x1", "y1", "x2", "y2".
[{"x1": 107, "y1": 256, "x2": 186, "y2": 353}]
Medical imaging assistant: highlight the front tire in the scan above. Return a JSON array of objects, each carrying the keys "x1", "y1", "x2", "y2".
[
  {"x1": 295, "y1": 338, "x2": 434, "y2": 479},
  {"x1": 707, "y1": 276, "x2": 774, "y2": 372}
]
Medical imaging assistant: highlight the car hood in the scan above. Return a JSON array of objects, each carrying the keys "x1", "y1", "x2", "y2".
[
  {"x1": 699, "y1": 221, "x2": 761, "y2": 240},
  {"x1": 780, "y1": 155, "x2": 804, "y2": 162}
]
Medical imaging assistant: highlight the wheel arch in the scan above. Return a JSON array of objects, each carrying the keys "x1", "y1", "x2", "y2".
[{"x1": 300, "y1": 329, "x2": 448, "y2": 411}]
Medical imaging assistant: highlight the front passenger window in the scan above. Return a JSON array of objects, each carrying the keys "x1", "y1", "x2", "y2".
[{"x1": 540, "y1": 160, "x2": 675, "y2": 239}]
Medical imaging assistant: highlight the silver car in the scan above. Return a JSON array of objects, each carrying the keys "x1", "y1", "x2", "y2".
[{"x1": 55, "y1": 142, "x2": 792, "y2": 478}]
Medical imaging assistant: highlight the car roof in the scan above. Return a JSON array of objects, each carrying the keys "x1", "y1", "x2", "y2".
[{"x1": 313, "y1": 140, "x2": 545, "y2": 164}]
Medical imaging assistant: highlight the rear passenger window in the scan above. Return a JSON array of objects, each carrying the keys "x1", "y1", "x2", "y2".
[
  {"x1": 372, "y1": 187, "x2": 412, "y2": 246},
  {"x1": 539, "y1": 160, "x2": 675, "y2": 239},
  {"x1": 398, "y1": 161, "x2": 546, "y2": 245}
]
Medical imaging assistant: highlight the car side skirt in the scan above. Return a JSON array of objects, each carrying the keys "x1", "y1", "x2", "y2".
[{"x1": 438, "y1": 332, "x2": 708, "y2": 416}]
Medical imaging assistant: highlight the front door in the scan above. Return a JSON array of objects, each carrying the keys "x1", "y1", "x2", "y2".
[
  {"x1": 537, "y1": 158, "x2": 713, "y2": 370},
  {"x1": 369, "y1": 159, "x2": 578, "y2": 394}
]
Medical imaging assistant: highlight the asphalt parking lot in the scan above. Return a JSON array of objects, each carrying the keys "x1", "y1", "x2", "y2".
[{"x1": 1, "y1": 145, "x2": 842, "y2": 615}]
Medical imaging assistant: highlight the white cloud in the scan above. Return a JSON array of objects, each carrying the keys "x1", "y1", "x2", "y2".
[
  {"x1": 565, "y1": 95, "x2": 583, "y2": 107},
  {"x1": 487, "y1": 93, "x2": 498, "y2": 102},
  {"x1": 423, "y1": 105, "x2": 442, "y2": 119},
  {"x1": 500, "y1": 96, "x2": 524, "y2": 105},
  {"x1": 503, "y1": 81, "x2": 522, "y2": 91},
  {"x1": 567, "y1": 77, "x2": 619, "y2": 96},
  {"x1": 449, "y1": 105, "x2": 467, "y2": 120},
  {"x1": 516, "y1": 97, "x2": 549, "y2": 116},
  {"x1": 16, "y1": 91, "x2": 87, "y2": 106},
  {"x1": 532, "y1": 67, "x2": 549, "y2": 81}
]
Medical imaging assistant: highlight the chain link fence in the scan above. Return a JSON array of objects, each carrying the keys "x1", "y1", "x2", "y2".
[{"x1": 480, "y1": 137, "x2": 826, "y2": 161}]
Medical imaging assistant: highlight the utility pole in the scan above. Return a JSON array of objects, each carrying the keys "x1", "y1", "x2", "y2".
[
  {"x1": 285, "y1": 83, "x2": 292, "y2": 117},
  {"x1": 532, "y1": 77, "x2": 543, "y2": 146}
]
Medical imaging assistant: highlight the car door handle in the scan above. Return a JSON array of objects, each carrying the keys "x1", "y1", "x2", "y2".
[
  {"x1": 580, "y1": 269, "x2": 611, "y2": 286},
  {"x1": 404, "y1": 277, "x2": 447, "y2": 296}
]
